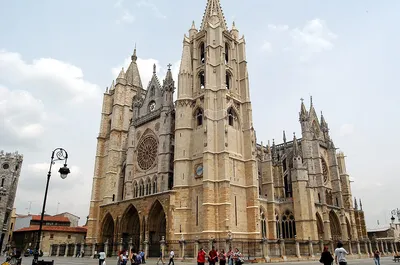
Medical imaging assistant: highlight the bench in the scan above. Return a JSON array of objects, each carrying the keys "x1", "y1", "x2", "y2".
[{"x1": 393, "y1": 256, "x2": 400, "y2": 262}]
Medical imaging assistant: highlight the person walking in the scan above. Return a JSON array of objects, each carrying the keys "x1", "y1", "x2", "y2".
[
  {"x1": 156, "y1": 249, "x2": 165, "y2": 265},
  {"x1": 334, "y1": 242, "x2": 348, "y2": 265},
  {"x1": 319, "y1": 246, "x2": 333, "y2": 265},
  {"x1": 197, "y1": 248, "x2": 206, "y2": 265},
  {"x1": 374, "y1": 249, "x2": 381, "y2": 265},
  {"x1": 98, "y1": 248, "x2": 106, "y2": 265},
  {"x1": 167, "y1": 249, "x2": 174, "y2": 265}
]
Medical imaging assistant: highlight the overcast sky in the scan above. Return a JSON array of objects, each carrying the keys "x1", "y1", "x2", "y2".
[{"x1": 0, "y1": 0, "x2": 399, "y2": 228}]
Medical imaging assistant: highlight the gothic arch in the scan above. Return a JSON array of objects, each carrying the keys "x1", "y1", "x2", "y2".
[
  {"x1": 141, "y1": 128, "x2": 157, "y2": 138},
  {"x1": 279, "y1": 209, "x2": 296, "y2": 239},
  {"x1": 120, "y1": 205, "x2": 140, "y2": 251},
  {"x1": 260, "y1": 207, "x2": 268, "y2": 239},
  {"x1": 193, "y1": 107, "x2": 204, "y2": 127},
  {"x1": 198, "y1": 71, "x2": 205, "y2": 89},
  {"x1": 139, "y1": 179, "x2": 144, "y2": 197},
  {"x1": 101, "y1": 213, "x2": 115, "y2": 245},
  {"x1": 152, "y1": 175, "x2": 158, "y2": 194},
  {"x1": 329, "y1": 210, "x2": 342, "y2": 241},
  {"x1": 199, "y1": 42, "x2": 205, "y2": 64},
  {"x1": 148, "y1": 200, "x2": 167, "y2": 257},
  {"x1": 133, "y1": 181, "x2": 138, "y2": 198},
  {"x1": 316, "y1": 212, "x2": 324, "y2": 239},
  {"x1": 146, "y1": 177, "x2": 152, "y2": 195},
  {"x1": 227, "y1": 107, "x2": 239, "y2": 127}
]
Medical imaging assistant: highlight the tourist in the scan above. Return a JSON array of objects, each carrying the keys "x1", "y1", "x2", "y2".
[
  {"x1": 129, "y1": 249, "x2": 137, "y2": 265},
  {"x1": 208, "y1": 246, "x2": 218, "y2": 265},
  {"x1": 226, "y1": 247, "x2": 233, "y2": 265},
  {"x1": 167, "y1": 249, "x2": 175, "y2": 265},
  {"x1": 197, "y1": 247, "x2": 206, "y2": 265},
  {"x1": 140, "y1": 250, "x2": 146, "y2": 264},
  {"x1": 98, "y1": 248, "x2": 106, "y2": 265},
  {"x1": 156, "y1": 249, "x2": 165, "y2": 265},
  {"x1": 218, "y1": 249, "x2": 227, "y2": 265},
  {"x1": 334, "y1": 242, "x2": 348, "y2": 265},
  {"x1": 233, "y1": 248, "x2": 243, "y2": 265},
  {"x1": 319, "y1": 246, "x2": 334, "y2": 265},
  {"x1": 374, "y1": 249, "x2": 381, "y2": 265}
]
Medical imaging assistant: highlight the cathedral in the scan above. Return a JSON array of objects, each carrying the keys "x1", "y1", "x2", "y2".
[{"x1": 86, "y1": 0, "x2": 370, "y2": 260}]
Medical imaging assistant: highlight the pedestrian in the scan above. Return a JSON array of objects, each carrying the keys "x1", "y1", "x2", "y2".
[
  {"x1": 197, "y1": 247, "x2": 206, "y2": 265},
  {"x1": 233, "y1": 248, "x2": 243, "y2": 265},
  {"x1": 167, "y1": 249, "x2": 174, "y2": 265},
  {"x1": 140, "y1": 250, "x2": 145, "y2": 264},
  {"x1": 374, "y1": 249, "x2": 381, "y2": 265},
  {"x1": 208, "y1": 246, "x2": 218, "y2": 265},
  {"x1": 226, "y1": 247, "x2": 233, "y2": 265},
  {"x1": 129, "y1": 249, "x2": 136, "y2": 265},
  {"x1": 319, "y1": 246, "x2": 333, "y2": 265},
  {"x1": 219, "y1": 249, "x2": 226, "y2": 265},
  {"x1": 334, "y1": 241, "x2": 348, "y2": 265},
  {"x1": 98, "y1": 248, "x2": 106, "y2": 265},
  {"x1": 157, "y1": 249, "x2": 165, "y2": 265}
]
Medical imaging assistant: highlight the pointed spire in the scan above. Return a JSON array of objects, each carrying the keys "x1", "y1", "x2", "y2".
[
  {"x1": 126, "y1": 47, "x2": 143, "y2": 88},
  {"x1": 200, "y1": 0, "x2": 227, "y2": 30},
  {"x1": 232, "y1": 21, "x2": 237, "y2": 30},
  {"x1": 110, "y1": 80, "x2": 115, "y2": 90},
  {"x1": 191, "y1": 20, "x2": 196, "y2": 29},
  {"x1": 105, "y1": 86, "x2": 109, "y2": 93},
  {"x1": 153, "y1": 63, "x2": 156, "y2": 74},
  {"x1": 117, "y1": 67, "x2": 125, "y2": 79},
  {"x1": 283, "y1": 130, "x2": 287, "y2": 144},
  {"x1": 260, "y1": 141, "x2": 265, "y2": 159},
  {"x1": 179, "y1": 36, "x2": 192, "y2": 74},
  {"x1": 320, "y1": 111, "x2": 328, "y2": 129},
  {"x1": 299, "y1": 98, "x2": 308, "y2": 121},
  {"x1": 359, "y1": 198, "x2": 363, "y2": 211},
  {"x1": 266, "y1": 140, "x2": 271, "y2": 155},
  {"x1": 354, "y1": 197, "x2": 358, "y2": 210},
  {"x1": 293, "y1": 133, "x2": 299, "y2": 157}
]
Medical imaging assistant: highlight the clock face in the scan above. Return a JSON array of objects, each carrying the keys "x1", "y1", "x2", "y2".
[
  {"x1": 196, "y1": 164, "x2": 203, "y2": 177},
  {"x1": 149, "y1": 101, "x2": 156, "y2": 111}
]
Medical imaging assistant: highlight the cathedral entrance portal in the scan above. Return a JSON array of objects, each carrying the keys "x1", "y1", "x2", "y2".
[
  {"x1": 329, "y1": 211, "x2": 342, "y2": 241},
  {"x1": 148, "y1": 200, "x2": 166, "y2": 257},
  {"x1": 101, "y1": 214, "x2": 115, "y2": 256},
  {"x1": 120, "y1": 205, "x2": 141, "y2": 252}
]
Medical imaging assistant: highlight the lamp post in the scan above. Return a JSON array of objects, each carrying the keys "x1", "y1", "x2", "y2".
[
  {"x1": 32, "y1": 148, "x2": 70, "y2": 265},
  {"x1": 391, "y1": 208, "x2": 400, "y2": 222}
]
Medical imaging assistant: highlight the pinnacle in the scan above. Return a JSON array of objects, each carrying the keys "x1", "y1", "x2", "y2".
[{"x1": 200, "y1": 0, "x2": 227, "y2": 30}]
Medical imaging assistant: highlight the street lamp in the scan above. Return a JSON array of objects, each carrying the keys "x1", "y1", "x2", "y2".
[
  {"x1": 32, "y1": 148, "x2": 70, "y2": 265},
  {"x1": 391, "y1": 208, "x2": 400, "y2": 222}
]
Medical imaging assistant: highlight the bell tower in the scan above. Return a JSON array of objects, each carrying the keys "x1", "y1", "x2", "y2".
[{"x1": 174, "y1": 0, "x2": 259, "y2": 240}]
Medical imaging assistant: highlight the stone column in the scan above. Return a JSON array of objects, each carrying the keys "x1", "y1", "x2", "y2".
[
  {"x1": 129, "y1": 238, "x2": 133, "y2": 254},
  {"x1": 319, "y1": 238, "x2": 324, "y2": 253},
  {"x1": 364, "y1": 240, "x2": 369, "y2": 256},
  {"x1": 144, "y1": 238, "x2": 149, "y2": 260},
  {"x1": 295, "y1": 239, "x2": 301, "y2": 258},
  {"x1": 73, "y1": 243, "x2": 77, "y2": 258},
  {"x1": 119, "y1": 238, "x2": 123, "y2": 252},
  {"x1": 330, "y1": 240, "x2": 335, "y2": 255},
  {"x1": 369, "y1": 241, "x2": 373, "y2": 256},
  {"x1": 194, "y1": 239, "x2": 199, "y2": 259},
  {"x1": 179, "y1": 239, "x2": 185, "y2": 260},
  {"x1": 161, "y1": 236, "x2": 166, "y2": 260},
  {"x1": 309, "y1": 239, "x2": 314, "y2": 258},
  {"x1": 92, "y1": 243, "x2": 96, "y2": 258},
  {"x1": 375, "y1": 241, "x2": 379, "y2": 253},
  {"x1": 49, "y1": 245, "x2": 52, "y2": 257},
  {"x1": 279, "y1": 238, "x2": 287, "y2": 261},
  {"x1": 380, "y1": 241, "x2": 385, "y2": 255},
  {"x1": 385, "y1": 241, "x2": 389, "y2": 253},
  {"x1": 348, "y1": 241, "x2": 353, "y2": 255},
  {"x1": 56, "y1": 245, "x2": 60, "y2": 257},
  {"x1": 104, "y1": 241, "x2": 109, "y2": 257},
  {"x1": 394, "y1": 241, "x2": 398, "y2": 254},
  {"x1": 65, "y1": 244, "x2": 69, "y2": 257},
  {"x1": 391, "y1": 242, "x2": 395, "y2": 254},
  {"x1": 356, "y1": 241, "x2": 361, "y2": 256},
  {"x1": 262, "y1": 238, "x2": 270, "y2": 262}
]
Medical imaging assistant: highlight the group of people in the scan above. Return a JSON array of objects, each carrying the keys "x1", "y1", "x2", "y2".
[
  {"x1": 320, "y1": 241, "x2": 383, "y2": 265},
  {"x1": 197, "y1": 246, "x2": 243, "y2": 265},
  {"x1": 97, "y1": 248, "x2": 146, "y2": 265}
]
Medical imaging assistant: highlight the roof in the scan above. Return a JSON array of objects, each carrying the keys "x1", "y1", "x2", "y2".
[
  {"x1": 14, "y1": 225, "x2": 87, "y2": 234},
  {"x1": 31, "y1": 215, "x2": 70, "y2": 222},
  {"x1": 367, "y1": 225, "x2": 391, "y2": 233},
  {"x1": 54, "y1": 212, "x2": 80, "y2": 219}
]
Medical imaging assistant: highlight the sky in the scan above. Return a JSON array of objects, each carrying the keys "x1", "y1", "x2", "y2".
[{"x1": 0, "y1": 0, "x2": 399, "y2": 228}]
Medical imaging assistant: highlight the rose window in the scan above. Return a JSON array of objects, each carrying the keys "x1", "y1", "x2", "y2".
[{"x1": 137, "y1": 135, "x2": 158, "y2": 170}]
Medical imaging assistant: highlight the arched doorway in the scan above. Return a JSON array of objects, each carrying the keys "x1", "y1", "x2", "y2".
[
  {"x1": 316, "y1": 213, "x2": 324, "y2": 240},
  {"x1": 120, "y1": 205, "x2": 140, "y2": 252},
  {"x1": 148, "y1": 200, "x2": 166, "y2": 257},
  {"x1": 101, "y1": 214, "x2": 114, "y2": 256},
  {"x1": 329, "y1": 211, "x2": 342, "y2": 241}
]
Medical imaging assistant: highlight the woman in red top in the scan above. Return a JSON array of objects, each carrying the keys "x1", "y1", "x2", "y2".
[{"x1": 197, "y1": 248, "x2": 206, "y2": 265}]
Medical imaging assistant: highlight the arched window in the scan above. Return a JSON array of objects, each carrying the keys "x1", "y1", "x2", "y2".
[
  {"x1": 284, "y1": 174, "x2": 292, "y2": 198},
  {"x1": 227, "y1": 108, "x2": 236, "y2": 127},
  {"x1": 147, "y1": 179, "x2": 151, "y2": 195},
  {"x1": 1, "y1": 178, "x2": 4, "y2": 188},
  {"x1": 199, "y1": 71, "x2": 205, "y2": 89},
  {"x1": 150, "y1": 85, "x2": 155, "y2": 97},
  {"x1": 135, "y1": 184, "x2": 139, "y2": 198},
  {"x1": 200, "y1": 42, "x2": 205, "y2": 64},
  {"x1": 226, "y1": 71, "x2": 231, "y2": 89},
  {"x1": 318, "y1": 193, "x2": 321, "y2": 203},
  {"x1": 134, "y1": 182, "x2": 138, "y2": 198},
  {"x1": 261, "y1": 210, "x2": 267, "y2": 239},
  {"x1": 153, "y1": 177, "x2": 157, "y2": 194},
  {"x1": 280, "y1": 210, "x2": 296, "y2": 239},
  {"x1": 196, "y1": 108, "x2": 203, "y2": 127},
  {"x1": 275, "y1": 213, "x2": 281, "y2": 238},
  {"x1": 225, "y1": 43, "x2": 229, "y2": 64}
]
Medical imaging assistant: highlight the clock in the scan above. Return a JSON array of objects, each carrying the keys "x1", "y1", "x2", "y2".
[
  {"x1": 195, "y1": 164, "x2": 203, "y2": 177},
  {"x1": 149, "y1": 101, "x2": 156, "y2": 112}
]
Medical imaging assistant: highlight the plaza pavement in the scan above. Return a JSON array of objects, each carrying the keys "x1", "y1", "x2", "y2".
[{"x1": 13, "y1": 256, "x2": 395, "y2": 265}]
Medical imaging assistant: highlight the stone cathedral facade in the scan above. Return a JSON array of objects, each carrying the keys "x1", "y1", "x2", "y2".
[{"x1": 86, "y1": 0, "x2": 369, "y2": 260}]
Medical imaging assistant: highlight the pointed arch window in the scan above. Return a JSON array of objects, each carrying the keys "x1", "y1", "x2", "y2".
[
  {"x1": 227, "y1": 108, "x2": 237, "y2": 127},
  {"x1": 261, "y1": 210, "x2": 267, "y2": 239},
  {"x1": 199, "y1": 71, "x2": 205, "y2": 89},
  {"x1": 280, "y1": 210, "x2": 296, "y2": 239},
  {"x1": 196, "y1": 108, "x2": 204, "y2": 127},
  {"x1": 226, "y1": 71, "x2": 231, "y2": 89},
  {"x1": 153, "y1": 177, "x2": 157, "y2": 194},
  {"x1": 150, "y1": 85, "x2": 155, "y2": 97},
  {"x1": 284, "y1": 174, "x2": 292, "y2": 198},
  {"x1": 134, "y1": 182, "x2": 138, "y2": 198},
  {"x1": 225, "y1": 43, "x2": 229, "y2": 64},
  {"x1": 1, "y1": 178, "x2": 4, "y2": 188},
  {"x1": 275, "y1": 213, "x2": 281, "y2": 238},
  {"x1": 200, "y1": 42, "x2": 205, "y2": 64}
]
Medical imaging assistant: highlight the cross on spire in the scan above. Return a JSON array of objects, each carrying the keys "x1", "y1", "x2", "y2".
[{"x1": 167, "y1": 63, "x2": 172, "y2": 70}]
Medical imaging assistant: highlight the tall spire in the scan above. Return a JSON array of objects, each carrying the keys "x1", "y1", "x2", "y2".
[
  {"x1": 200, "y1": 0, "x2": 227, "y2": 30},
  {"x1": 125, "y1": 46, "x2": 143, "y2": 88},
  {"x1": 299, "y1": 98, "x2": 308, "y2": 121},
  {"x1": 320, "y1": 111, "x2": 328, "y2": 130},
  {"x1": 293, "y1": 133, "x2": 299, "y2": 157},
  {"x1": 354, "y1": 197, "x2": 358, "y2": 210}
]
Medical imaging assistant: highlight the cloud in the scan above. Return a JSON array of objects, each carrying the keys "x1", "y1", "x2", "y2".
[
  {"x1": 339, "y1": 123, "x2": 355, "y2": 136},
  {"x1": 263, "y1": 19, "x2": 337, "y2": 61},
  {"x1": 0, "y1": 50, "x2": 101, "y2": 103},
  {"x1": 111, "y1": 58, "x2": 180, "y2": 90},
  {"x1": 136, "y1": 0, "x2": 166, "y2": 19},
  {"x1": 261, "y1": 41, "x2": 272, "y2": 53},
  {"x1": 116, "y1": 10, "x2": 135, "y2": 24}
]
